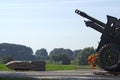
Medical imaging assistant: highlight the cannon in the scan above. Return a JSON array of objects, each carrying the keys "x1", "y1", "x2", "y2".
[{"x1": 75, "y1": 9, "x2": 120, "y2": 72}]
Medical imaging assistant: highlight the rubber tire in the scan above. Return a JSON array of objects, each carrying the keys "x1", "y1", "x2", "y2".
[{"x1": 98, "y1": 43, "x2": 120, "y2": 72}]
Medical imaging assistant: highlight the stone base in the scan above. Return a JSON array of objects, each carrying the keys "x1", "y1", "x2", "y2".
[
  {"x1": 6, "y1": 61, "x2": 46, "y2": 71},
  {"x1": 31, "y1": 61, "x2": 46, "y2": 71},
  {"x1": 93, "y1": 69, "x2": 120, "y2": 76}
]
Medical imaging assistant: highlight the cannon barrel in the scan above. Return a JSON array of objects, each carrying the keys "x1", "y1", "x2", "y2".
[
  {"x1": 84, "y1": 21, "x2": 104, "y2": 33},
  {"x1": 75, "y1": 9, "x2": 106, "y2": 28}
]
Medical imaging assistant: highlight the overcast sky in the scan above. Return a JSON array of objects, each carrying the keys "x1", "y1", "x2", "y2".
[{"x1": 0, "y1": 0, "x2": 120, "y2": 53}]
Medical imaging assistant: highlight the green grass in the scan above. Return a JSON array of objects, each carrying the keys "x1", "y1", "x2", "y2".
[
  {"x1": 0, "y1": 64, "x2": 11, "y2": 71},
  {"x1": 0, "y1": 63, "x2": 91, "y2": 71},
  {"x1": 46, "y1": 64, "x2": 78, "y2": 71}
]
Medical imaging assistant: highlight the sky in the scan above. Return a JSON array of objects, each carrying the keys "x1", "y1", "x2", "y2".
[{"x1": 0, "y1": 0, "x2": 120, "y2": 53}]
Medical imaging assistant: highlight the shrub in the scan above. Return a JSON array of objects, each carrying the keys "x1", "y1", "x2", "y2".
[
  {"x1": 87, "y1": 53, "x2": 99, "y2": 69},
  {"x1": 1, "y1": 54, "x2": 15, "y2": 64}
]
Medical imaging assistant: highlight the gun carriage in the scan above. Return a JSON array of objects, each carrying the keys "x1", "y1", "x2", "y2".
[{"x1": 75, "y1": 9, "x2": 120, "y2": 71}]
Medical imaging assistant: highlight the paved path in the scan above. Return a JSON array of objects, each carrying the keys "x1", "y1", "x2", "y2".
[{"x1": 0, "y1": 70, "x2": 120, "y2": 80}]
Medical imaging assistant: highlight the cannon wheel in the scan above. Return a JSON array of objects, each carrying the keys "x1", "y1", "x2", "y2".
[{"x1": 98, "y1": 43, "x2": 120, "y2": 72}]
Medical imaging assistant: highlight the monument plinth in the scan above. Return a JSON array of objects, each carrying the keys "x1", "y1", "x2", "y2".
[{"x1": 6, "y1": 61, "x2": 46, "y2": 71}]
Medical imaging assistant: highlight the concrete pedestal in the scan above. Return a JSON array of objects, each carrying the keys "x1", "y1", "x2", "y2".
[{"x1": 93, "y1": 69, "x2": 120, "y2": 76}]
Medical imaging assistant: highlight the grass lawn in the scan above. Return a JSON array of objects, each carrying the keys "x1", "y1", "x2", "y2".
[
  {"x1": 0, "y1": 64, "x2": 11, "y2": 71},
  {"x1": 46, "y1": 64, "x2": 78, "y2": 71},
  {"x1": 0, "y1": 63, "x2": 91, "y2": 71}
]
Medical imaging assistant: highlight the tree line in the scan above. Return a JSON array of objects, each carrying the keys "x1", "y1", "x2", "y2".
[{"x1": 0, "y1": 43, "x2": 95, "y2": 65}]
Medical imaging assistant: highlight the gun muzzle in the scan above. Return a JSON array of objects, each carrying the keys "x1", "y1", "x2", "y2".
[
  {"x1": 75, "y1": 9, "x2": 106, "y2": 28},
  {"x1": 75, "y1": 9, "x2": 88, "y2": 18}
]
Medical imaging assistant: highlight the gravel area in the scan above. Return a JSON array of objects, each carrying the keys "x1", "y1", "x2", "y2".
[{"x1": 0, "y1": 70, "x2": 120, "y2": 80}]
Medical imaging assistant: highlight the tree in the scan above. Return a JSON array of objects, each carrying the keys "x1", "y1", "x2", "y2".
[
  {"x1": 1, "y1": 54, "x2": 15, "y2": 64},
  {"x1": 59, "y1": 53, "x2": 71, "y2": 65},
  {"x1": 73, "y1": 49, "x2": 81, "y2": 59},
  {"x1": 50, "y1": 54, "x2": 61, "y2": 63},
  {"x1": 76, "y1": 47, "x2": 95, "y2": 65},
  {"x1": 49, "y1": 48, "x2": 73, "y2": 64},
  {"x1": 0, "y1": 43, "x2": 36, "y2": 61},
  {"x1": 71, "y1": 49, "x2": 81, "y2": 65},
  {"x1": 35, "y1": 48, "x2": 49, "y2": 60}
]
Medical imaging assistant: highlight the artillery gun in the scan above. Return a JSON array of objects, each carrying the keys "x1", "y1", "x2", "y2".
[{"x1": 75, "y1": 9, "x2": 120, "y2": 72}]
